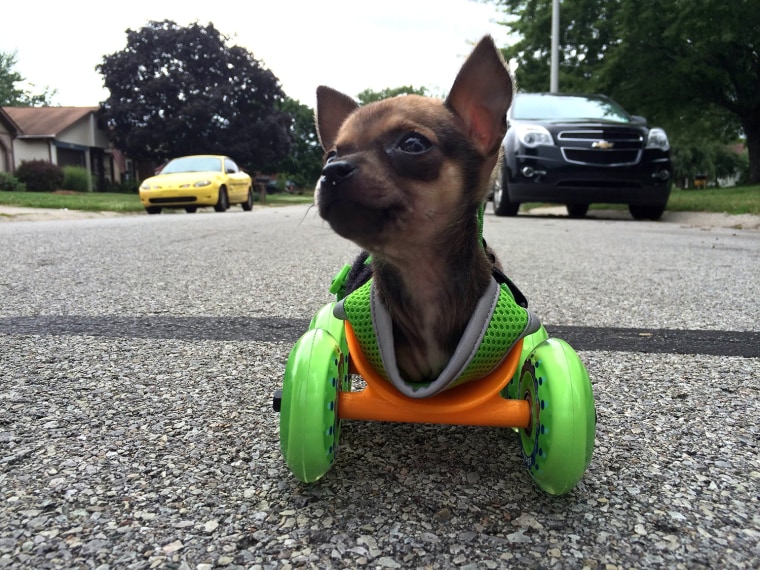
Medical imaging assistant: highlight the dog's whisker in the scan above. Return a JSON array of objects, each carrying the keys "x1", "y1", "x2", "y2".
[{"x1": 298, "y1": 202, "x2": 319, "y2": 226}]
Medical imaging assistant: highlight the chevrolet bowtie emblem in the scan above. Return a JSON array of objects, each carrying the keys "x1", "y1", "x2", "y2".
[{"x1": 592, "y1": 140, "x2": 615, "y2": 150}]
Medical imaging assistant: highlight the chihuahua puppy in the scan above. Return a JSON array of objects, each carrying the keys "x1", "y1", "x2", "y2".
[{"x1": 315, "y1": 36, "x2": 514, "y2": 384}]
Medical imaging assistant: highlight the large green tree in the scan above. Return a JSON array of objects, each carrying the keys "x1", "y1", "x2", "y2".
[
  {"x1": 269, "y1": 97, "x2": 323, "y2": 189},
  {"x1": 488, "y1": 0, "x2": 759, "y2": 183},
  {"x1": 601, "y1": 0, "x2": 759, "y2": 183},
  {"x1": 495, "y1": 0, "x2": 619, "y2": 93},
  {"x1": 97, "y1": 20, "x2": 292, "y2": 170},
  {"x1": 356, "y1": 85, "x2": 432, "y2": 104},
  {"x1": 0, "y1": 50, "x2": 56, "y2": 106}
]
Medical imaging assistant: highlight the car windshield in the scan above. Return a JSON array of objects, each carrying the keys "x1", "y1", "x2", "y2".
[
  {"x1": 512, "y1": 94, "x2": 632, "y2": 123},
  {"x1": 161, "y1": 156, "x2": 223, "y2": 174}
]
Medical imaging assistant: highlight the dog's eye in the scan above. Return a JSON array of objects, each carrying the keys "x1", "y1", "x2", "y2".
[{"x1": 398, "y1": 133, "x2": 431, "y2": 154}]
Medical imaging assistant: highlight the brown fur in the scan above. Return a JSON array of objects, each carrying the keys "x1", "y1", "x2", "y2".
[{"x1": 315, "y1": 36, "x2": 513, "y2": 382}]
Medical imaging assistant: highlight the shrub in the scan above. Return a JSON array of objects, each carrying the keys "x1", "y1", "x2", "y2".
[
  {"x1": 104, "y1": 179, "x2": 140, "y2": 194},
  {"x1": 62, "y1": 165, "x2": 92, "y2": 192},
  {"x1": 16, "y1": 160, "x2": 65, "y2": 192},
  {"x1": 0, "y1": 172, "x2": 26, "y2": 192}
]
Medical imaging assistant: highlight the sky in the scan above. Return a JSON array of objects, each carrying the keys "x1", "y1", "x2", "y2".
[{"x1": 1, "y1": 0, "x2": 510, "y2": 108}]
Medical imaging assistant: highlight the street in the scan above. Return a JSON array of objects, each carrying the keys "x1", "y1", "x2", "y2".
[{"x1": 1, "y1": 205, "x2": 758, "y2": 569}]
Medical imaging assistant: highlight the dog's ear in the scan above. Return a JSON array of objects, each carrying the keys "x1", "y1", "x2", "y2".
[
  {"x1": 315, "y1": 86, "x2": 360, "y2": 151},
  {"x1": 445, "y1": 36, "x2": 513, "y2": 157}
]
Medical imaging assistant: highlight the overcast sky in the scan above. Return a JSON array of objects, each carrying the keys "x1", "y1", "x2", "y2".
[{"x1": 2, "y1": 0, "x2": 509, "y2": 108}]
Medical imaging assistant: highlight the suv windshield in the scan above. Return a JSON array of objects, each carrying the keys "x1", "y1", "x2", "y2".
[{"x1": 512, "y1": 94, "x2": 632, "y2": 123}]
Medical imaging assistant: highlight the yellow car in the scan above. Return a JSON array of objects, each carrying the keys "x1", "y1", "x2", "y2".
[{"x1": 139, "y1": 155, "x2": 254, "y2": 214}]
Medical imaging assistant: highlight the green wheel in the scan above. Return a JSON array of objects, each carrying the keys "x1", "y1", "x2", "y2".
[
  {"x1": 518, "y1": 338, "x2": 596, "y2": 495},
  {"x1": 279, "y1": 328, "x2": 347, "y2": 482},
  {"x1": 309, "y1": 303, "x2": 349, "y2": 358},
  {"x1": 502, "y1": 324, "x2": 549, "y2": 400},
  {"x1": 308, "y1": 303, "x2": 351, "y2": 392}
]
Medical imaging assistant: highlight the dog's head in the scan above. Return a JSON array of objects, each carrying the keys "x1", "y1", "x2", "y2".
[{"x1": 314, "y1": 36, "x2": 513, "y2": 256}]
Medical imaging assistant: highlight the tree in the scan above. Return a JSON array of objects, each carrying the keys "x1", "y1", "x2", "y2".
[
  {"x1": 97, "y1": 20, "x2": 292, "y2": 170},
  {"x1": 356, "y1": 85, "x2": 433, "y2": 104},
  {"x1": 0, "y1": 50, "x2": 56, "y2": 106},
  {"x1": 269, "y1": 97, "x2": 323, "y2": 189},
  {"x1": 494, "y1": 0, "x2": 619, "y2": 93},
  {"x1": 487, "y1": 0, "x2": 760, "y2": 184},
  {"x1": 600, "y1": 0, "x2": 760, "y2": 184}
]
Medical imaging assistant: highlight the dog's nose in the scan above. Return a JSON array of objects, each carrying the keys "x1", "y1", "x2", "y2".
[{"x1": 321, "y1": 160, "x2": 356, "y2": 188}]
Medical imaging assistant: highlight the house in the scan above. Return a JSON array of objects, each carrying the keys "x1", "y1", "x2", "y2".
[
  {"x1": 0, "y1": 106, "x2": 135, "y2": 192},
  {"x1": 0, "y1": 108, "x2": 19, "y2": 174}
]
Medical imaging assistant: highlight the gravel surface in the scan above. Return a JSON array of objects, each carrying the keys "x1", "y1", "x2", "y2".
[{"x1": 1, "y1": 205, "x2": 758, "y2": 569}]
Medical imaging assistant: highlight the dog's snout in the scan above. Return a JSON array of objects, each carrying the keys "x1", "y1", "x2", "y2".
[{"x1": 321, "y1": 160, "x2": 356, "y2": 187}]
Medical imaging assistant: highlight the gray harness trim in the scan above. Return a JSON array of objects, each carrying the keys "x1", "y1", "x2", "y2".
[{"x1": 334, "y1": 277, "x2": 541, "y2": 399}]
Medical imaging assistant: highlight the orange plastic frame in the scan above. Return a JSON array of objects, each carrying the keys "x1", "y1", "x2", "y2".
[{"x1": 338, "y1": 322, "x2": 531, "y2": 428}]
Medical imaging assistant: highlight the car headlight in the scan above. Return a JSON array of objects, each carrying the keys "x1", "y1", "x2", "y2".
[
  {"x1": 646, "y1": 128, "x2": 670, "y2": 151},
  {"x1": 515, "y1": 124, "x2": 554, "y2": 148},
  {"x1": 140, "y1": 182, "x2": 158, "y2": 190},
  {"x1": 193, "y1": 180, "x2": 213, "y2": 188}
]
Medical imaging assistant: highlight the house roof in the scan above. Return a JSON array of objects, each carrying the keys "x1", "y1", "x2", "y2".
[
  {"x1": 1, "y1": 106, "x2": 100, "y2": 137},
  {"x1": 0, "y1": 108, "x2": 21, "y2": 134}
]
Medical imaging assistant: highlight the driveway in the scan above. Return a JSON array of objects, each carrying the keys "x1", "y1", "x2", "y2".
[{"x1": 0, "y1": 205, "x2": 758, "y2": 568}]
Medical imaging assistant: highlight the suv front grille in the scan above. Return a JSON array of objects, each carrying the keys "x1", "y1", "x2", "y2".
[
  {"x1": 562, "y1": 148, "x2": 642, "y2": 166},
  {"x1": 557, "y1": 129, "x2": 644, "y2": 166}
]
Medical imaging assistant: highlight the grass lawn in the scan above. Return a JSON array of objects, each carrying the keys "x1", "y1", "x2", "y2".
[
  {"x1": 0, "y1": 185, "x2": 758, "y2": 216},
  {"x1": 662, "y1": 185, "x2": 760, "y2": 216},
  {"x1": 0, "y1": 190, "x2": 315, "y2": 212}
]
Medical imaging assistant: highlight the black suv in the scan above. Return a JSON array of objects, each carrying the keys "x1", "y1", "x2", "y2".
[{"x1": 491, "y1": 93, "x2": 672, "y2": 219}]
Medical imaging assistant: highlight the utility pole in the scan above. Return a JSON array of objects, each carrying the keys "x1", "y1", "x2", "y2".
[{"x1": 550, "y1": 0, "x2": 560, "y2": 92}]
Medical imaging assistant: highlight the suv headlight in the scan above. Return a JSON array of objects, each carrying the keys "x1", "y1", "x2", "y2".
[
  {"x1": 515, "y1": 124, "x2": 554, "y2": 148},
  {"x1": 646, "y1": 128, "x2": 670, "y2": 151}
]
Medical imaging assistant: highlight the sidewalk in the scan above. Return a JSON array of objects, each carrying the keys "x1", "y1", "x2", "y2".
[
  {"x1": 2, "y1": 204, "x2": 759, "y2": 230},
  {"x1": 0, "y1": 206, "x2": 135, "y2": 222},
  {"x1": 525, "y1": 206, "x2": 760, "y2": 231}
]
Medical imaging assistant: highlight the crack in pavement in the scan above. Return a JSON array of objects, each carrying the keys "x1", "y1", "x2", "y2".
[{"x1": 1, "y1": 316, "x2": 757, "y2": 357}]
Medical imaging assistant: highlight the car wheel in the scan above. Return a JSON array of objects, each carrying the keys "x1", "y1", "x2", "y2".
[
  {"x1": 492, "y1": 158, "x2": 520, "y2": 216},
  {"x1": 629, "y1": 204, "x2": 666, "y2": 220},
  {"x1": 242, "y1": 187, "x2": 254, "y2": 211},
  {"x1": 185, "y1": 206, "x2": 197, "y2": 213},
  {"x1": 566, "y1": 204, "x2": 589, "y2": 218},
  {"x1": 145, "y1": 207, "x2": 161, "y2": 215},
  {"x1": 214, "y1": 187, "x2": 229, "y2": 212}
]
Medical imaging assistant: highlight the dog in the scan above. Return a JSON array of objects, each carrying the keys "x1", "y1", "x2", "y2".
[{"x1": 314, "y1": 36, "x2": 527, "y2": 388}]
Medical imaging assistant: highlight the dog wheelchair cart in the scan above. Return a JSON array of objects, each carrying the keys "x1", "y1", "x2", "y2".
[{"x1": 273, "y1": 253, "x2": 596, "y2": 496}]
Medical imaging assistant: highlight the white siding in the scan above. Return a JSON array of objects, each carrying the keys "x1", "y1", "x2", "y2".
[
  {"x1": 14, "y1": 139, "x2": 52, "y2": 167},
  {"x1": 58, "y1": 116, "x2": 109, "y2": 148}
]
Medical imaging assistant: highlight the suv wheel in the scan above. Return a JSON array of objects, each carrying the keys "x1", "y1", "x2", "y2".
[
  {"x1": 566, "y1": 204, "x2": 589, "y2": 218},
  {"x1": 629, "y1": 204, "x2": 665, "y2": 220},
  {"x1": 492, "y1": 158, "x2": 520, "y2": 217}
]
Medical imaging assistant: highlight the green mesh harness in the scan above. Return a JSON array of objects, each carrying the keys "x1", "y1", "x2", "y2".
[{"x1": 329, "y1": 204, "x2": 540, "y2": 399}]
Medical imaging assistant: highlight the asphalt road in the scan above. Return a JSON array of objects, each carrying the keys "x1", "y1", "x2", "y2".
[{"x1": 1, "y1": 205, "x2": 758, "y2": 569}]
